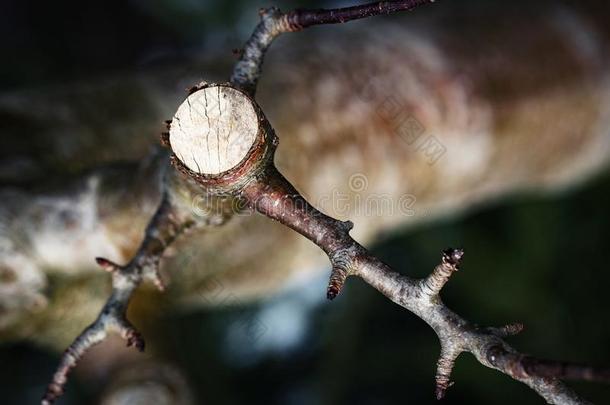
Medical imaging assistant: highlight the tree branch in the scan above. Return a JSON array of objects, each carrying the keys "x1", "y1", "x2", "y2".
[
  {"x1": 168, "y1": 81, "x2": 610, "y2": 404},
  {"x1": 230, "y1": 0, "x2": 435, "y2": 96},
  {"x1": 240, "y1": 163, "x2": 608, "y2": 405},
  {"x1": 43, "y1": 2, "x2": 610, "y2": 404},
  {"x1": 41, "y1": 165, "x2": 230, "y2": 404}
]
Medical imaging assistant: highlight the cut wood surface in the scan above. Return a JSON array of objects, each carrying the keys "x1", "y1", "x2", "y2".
[{"x1": 170, "y1": 86, "x2": 259, "y2": 175}]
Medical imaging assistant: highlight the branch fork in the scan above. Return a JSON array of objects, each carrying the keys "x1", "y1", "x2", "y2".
[
  {"x1": 165, "y1": 79, "x2": 610, "y2": 404},
  {"x1": 167, "y1": 81, "x2": 367, "y2": 301},
  {"x1": 42, "y1": 187, "x2": 203, "y2": 404},
  {"x1": 43, "y1": 2, "x2": 610, "y2": 404},
  {"x1": 42, "y1": 257, "x2": 147, "y2": 405}
]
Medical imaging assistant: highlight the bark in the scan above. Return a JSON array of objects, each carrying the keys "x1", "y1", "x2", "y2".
[{"x1": 1, "y1": 1, "x2": 610, "y2": 403}]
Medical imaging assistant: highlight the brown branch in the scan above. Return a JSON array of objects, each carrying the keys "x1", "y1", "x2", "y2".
[
  {"x1": 240, "y1": 167, "x2": 609, "y2": 404},
  {"x1": 230, "y1": 0, "x2": 435, "y2": 95},
  {"x1": 224, "y1": 6, "x2": 610, "y2": 401},
  {"x1": 487, "y1": 346, "x2": 610, "y2": 384},
  {"x1": 43, "y1": 2, "x2": 610, "y2": 404},
  {"x1": 168, "y1": 81, "x2": 610, "y2": 405},
  {"x1": 285, "y1": 0, "x2": 434, "y2": 28}
]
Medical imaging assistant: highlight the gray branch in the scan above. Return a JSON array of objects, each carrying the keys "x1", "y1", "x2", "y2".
[{"x1": 41, "y1": 166, "x2": 230, "y2": 404}]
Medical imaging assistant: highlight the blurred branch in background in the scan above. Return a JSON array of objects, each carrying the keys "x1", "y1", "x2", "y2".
[{"x1": 1, "y1": 0, "x2": 610, "y2": 404}]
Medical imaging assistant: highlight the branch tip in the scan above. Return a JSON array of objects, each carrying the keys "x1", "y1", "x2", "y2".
[
  {"x1": 95, "y1": 257, "x2": 119, "y2": 272},
  {"x1": 435, "y1": 380, "x2": 454, "y2": 400},
  {"x1": 327, "y1": 266, "x2": 348, "y2": 300},
  {"x1": 420, "y1": 248, "x2": 464, "y2": 297},
  {"x1": 341, "y1": 220, "x2": 354, "y2": 232},
  {"x1": 435, "y1": 348, "x2": 459, "y2": 400},
  {"x1": 124, "y1": 329, "x2": 145, "y2": 352},
  {"x1": 441, "y1": 247, "x2": 464, "y2": 267}
]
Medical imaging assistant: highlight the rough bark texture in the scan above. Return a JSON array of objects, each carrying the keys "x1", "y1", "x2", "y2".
[
  {"x1": 171, "y1": 3, "x2": 610, "y2": 403},
  {"x1": 167, "y1": 81, "x2": 608, "y2": 405},
  {"x1": 3, "y1": 3, "x2": 610, "y2": 347},
  {"x1": 1, "y1": 2, "x2": 608, "y2": 403}
]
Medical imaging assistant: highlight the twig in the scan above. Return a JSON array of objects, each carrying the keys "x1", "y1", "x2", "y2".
[
  {"x1": 41, "y1": 164, "x2": 228, "y2": 404},
  {"x1": 43, "y1": 2, "x2": 610, "y2": 404},
  {"x1": 230, "y1": 0, "x2": 435, "y2": 96},
  {"x1": 168, "y1": 80, "x2": 610, "y2": 404}
]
